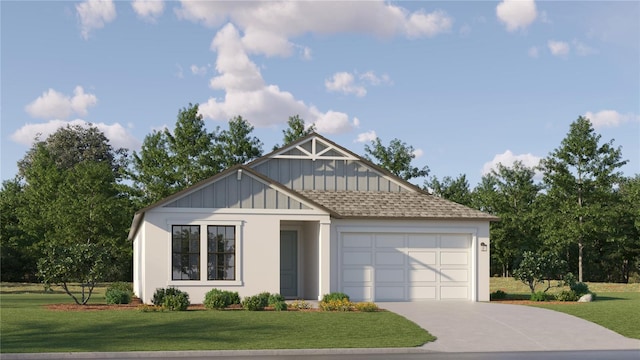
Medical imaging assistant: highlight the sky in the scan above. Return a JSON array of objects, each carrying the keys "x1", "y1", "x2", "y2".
[{"x1": 2, "y1": 0, "x2": 639, "y2": 188}]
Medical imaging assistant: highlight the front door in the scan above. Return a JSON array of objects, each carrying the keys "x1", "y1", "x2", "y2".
[{"x1": 280, "y1": 230, "x2": 298, "y2": 298}]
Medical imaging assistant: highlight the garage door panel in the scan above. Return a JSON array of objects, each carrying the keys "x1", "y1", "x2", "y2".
[
  {"x1": 408, "y1": 251, "x2": 436, "y2": 265},
  {"x1": 343, "y1": 234, "x2": 372, "y2": 248},
  {"x1": 441, "y1": 235, "x2": 469, "y2": 248},
  {"x1": 375, "y1": 234, "x2": 404, "y2": 248},
  {"x1": 408, "y1": 234, "x2": 437, "y2": 248},
  {"x1": 376, "y1": 286, "x2": 405, "y2": 301},
  {"x1": 343, "y1": 252, "x2": 372, "y2": 265},
  {"x1": 409, "y1": 286, "x2": 436, "y2": 300},
  {"x1": 375, "y1": 251, "x2": 404, "y2": 265},
  {"x1": 441, "y1": 269, "x2": 468, "y2": 282},
  {"x1": 441, "y1": 286, "x2": 469, "y2": 299},
  {"x1": 409, "y1": 268, "x2": 437, "y2": 282},
  {"x1": 343, "y1": 268, "x2": 372, "y2": 282},
  {"x1": 376, "y1": 268, "x2": 404, "y2": 282},
  {"x1": 343, "y1": 286, "x2": 371, "y2": 302},
  {"x1": 441, "y1": 252, "x2": 468, "y2": 265}
]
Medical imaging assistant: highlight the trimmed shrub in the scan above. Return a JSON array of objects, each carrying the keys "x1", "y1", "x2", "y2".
[
  {"x1": 321, "y1": 292, "x2": 350, "y2": 303},
  {"x1": 268, "y1": 293, "x2": 285, "y2": 306},
  {"x1": 272, "y1": 301, "x2": 288, "y2": 311},
  {"x1": 490, "y1": 290, "x2": 507, "y2": 300},
  {"x1": 555, "y1": 290, "x2": 578, "y2": 302},
  {"x1": 354, "y1": 302, "x2": 378, "y2": 312},
  {"x1": 320, "y1": 298, "x2": 353, "y2": 311},
  {"x1": 288, "y1": 299, "x2": 311, "y2": 310},
  {"x1": 242, "y1": 292, "x2": 270, "y2": 311},
  {"x1": 530, "y1": 291, "x2": 547, "y2": 302},
  {"x1": 571, "y1": 282, "x2": 590, "y2": 297},
  {"x1": 204, "y1": 289, "x2": 240, "y2": 310},
  {"x1": 151, "y1": 288, "x2": 190, "y2": 311},
  {"x1": 105, "y1": 282, "x2": 133, "y2": 305}
]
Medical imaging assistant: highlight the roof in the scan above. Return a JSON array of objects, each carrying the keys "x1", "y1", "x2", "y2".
[{"x1": 298, "y1": 190, "x2": 498, "y2": 220}]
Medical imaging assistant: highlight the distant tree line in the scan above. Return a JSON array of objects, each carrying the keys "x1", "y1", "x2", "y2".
[{"x1": 1, "y1": 105, "x2": 638, "y2": 286}]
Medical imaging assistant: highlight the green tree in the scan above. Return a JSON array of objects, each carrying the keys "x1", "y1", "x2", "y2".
[
  {"x1": 130, "y1": 103, "x2": 221, "y2": 205},
  {"x1": 217, "y1": 116, "x2": 263, "y2": 168},
  {"x1": 0, "y1": 179, "x2": 37, "y2": 281},
  {"x1": 364, "y1": 137, "x2": 429, "y2": 181},
  {"x1": 425, "y1": 174, "x2": 472, "y2": 206},
  {"x1": 14, "y1": 125, "x2": 132, "y2": 281},
  {"x1": 513, "y1": 251, "x2": 566, "y2": 293},
  {"x1": 273, "y1": 115, "x2": 316, "y2": 150},
  {"x1": 538, "y1": 116, "x2": 627, "y2": 282},
  {"x1": 472, "y1": 162, "x2": 542, "y2": 277},
  {"x1": 37, "y1": 242, "x2": 115, "y2": 305}
]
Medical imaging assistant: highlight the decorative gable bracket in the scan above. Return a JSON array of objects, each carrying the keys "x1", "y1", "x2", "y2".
[{"x1": 273, "y1": 136, "x2": 358, "y2": 161}]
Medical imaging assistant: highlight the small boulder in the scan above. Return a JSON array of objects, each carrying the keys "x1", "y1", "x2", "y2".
[{"x1": 578, "y1": 293, "x2": 593, "y2": 302}]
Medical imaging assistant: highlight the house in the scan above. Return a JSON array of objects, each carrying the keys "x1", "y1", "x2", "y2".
[{"x1": 128, "y1": 133, "x2": 498, "y2": 304}]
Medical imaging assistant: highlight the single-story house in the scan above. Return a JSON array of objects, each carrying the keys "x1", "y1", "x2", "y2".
[{"x1": 128, "y1": 133, "x2": 498, "y2": 304}]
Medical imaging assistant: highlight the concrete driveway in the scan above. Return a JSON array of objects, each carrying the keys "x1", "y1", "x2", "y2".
[{"x1": 379, "y1": 301, "x2": 640, "y2": 353}]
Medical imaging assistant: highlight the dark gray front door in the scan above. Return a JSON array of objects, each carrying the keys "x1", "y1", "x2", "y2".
[{"x1": 280, "y1": 230, "x2": 298, "y2": 298}]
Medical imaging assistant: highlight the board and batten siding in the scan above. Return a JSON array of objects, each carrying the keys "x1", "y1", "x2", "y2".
[
  {"x1": 163, "y1": 171, "x2": 311, "y2": 210},
  {"x1": 252, "y1": 158, "x2": 409, "y2": 192}
]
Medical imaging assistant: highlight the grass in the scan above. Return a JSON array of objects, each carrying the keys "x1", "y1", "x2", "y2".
[
  {"x1": 490, "y1": 277, "x2": 640, "y2": 339},
  {"x1": 0, "y1": 284, "x2": 434, "y2": 353}
]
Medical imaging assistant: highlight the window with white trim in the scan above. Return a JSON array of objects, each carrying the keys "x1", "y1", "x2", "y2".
[
  {"x1": 171, "y1": 225, "x2": 200, "y2": 280},
  {"x1": 207, "y1": 225, "x2": 236, "y2": 280}
]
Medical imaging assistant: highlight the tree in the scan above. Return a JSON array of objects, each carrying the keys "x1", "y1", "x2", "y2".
[
  {"x1": 217, "y1": 116, "x2": 263, "y2": 168},
  {"x1": 472, "y1": 162, "x2": 542, "y2": 277},
  {"x1": 425, "y1": 174, "x2": 472, "y2": 206},
  {"x1": 273, "y1": 115, "x2": 316, "y2": 150},
  {"x1": 14, "y1": 125, "x2": 133, "y2": 282},
  {"x1": 538, "y1": 116, "x2": 628, "y2": 282},
  {"x1": 130, "y1": 103, "x2": 221, "y2": 205},
  {"x1": 0, "y1": 179, "x2": 36, "y2": 281},
  {"x1": 37, "y1": 242, "x2": 115, "y2": 305},
  {"x1": 364, "y1": 137, "x2": 429, "y2": 181},
  {"x1": 513, "y1": 251, "x2": 566, "y2": 293}
]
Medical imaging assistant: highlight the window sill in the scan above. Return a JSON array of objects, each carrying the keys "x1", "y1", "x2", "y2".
[{"x1": 167, "y1": 280, "x2": 243, "y2": 287}]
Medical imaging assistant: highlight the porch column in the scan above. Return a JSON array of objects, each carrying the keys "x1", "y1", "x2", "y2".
[{"x1": 318, "y1": 220, "x2": 331, "y2": 300}]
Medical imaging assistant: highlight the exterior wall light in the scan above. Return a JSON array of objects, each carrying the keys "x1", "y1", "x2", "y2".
[{"x1": 480, "y1": 242, "x2": 487, "y2": 252}]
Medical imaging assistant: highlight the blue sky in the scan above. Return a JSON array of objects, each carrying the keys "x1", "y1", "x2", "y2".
[{"x1": 2, "y1": 1, "x2": 638, "y2": 188}]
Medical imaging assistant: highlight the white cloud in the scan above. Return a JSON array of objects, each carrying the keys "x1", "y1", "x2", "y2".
[
  {"x1": 325, "y1": 72, "x2": 367, "y2": 97},
  {"x1": 585, "y1": 110, "x2": 640, "y2": 128},
  {"x1": 496, "y1": 0, "x2": 537, "y2": 32},
  {"x1": 355, "y1": 130, "x2": 378, "y2": 143},
  {"x1": 176, "y1": 1, "x2": 452, "y2": 57},
  {"x1": 482, "y1": 150, "x2": 541, "y2": 175},
  {"x1": 573, "y1": 40, "x2": 596, "y2": 56},
  {"x1": 548, "y1": 40, "x2": 570, "y2": 57},
  {"x1": 76, "y1": 0, "x2": 116, "y2": 40},
  {"x1": 190, "y1": 64, "x2": 208, "y2": 76},
  {"x1": 528, "y1": 46, "x2": 539, "y2": 58},
  {"x1": 360, "y1": 71, "x2": 391, "y2": 86},
  {"x1": 175, "y1": 64, "x2": 184, "y2": 79},
  {"x1": 25, "y1": 86, "x2": 97, "y2": 120},
  {"x1": 412, "y1": 149, "x2": 425, "y2": 159},
  {"x1": 198, "y1": 24, "x2": 358, "y2": 134},
  {"x1": 131, "y1": 0, "x2": 164, "y2": 22},
  {"x1": 10, "y1": 119, "x2": 140, "y2": 150}
]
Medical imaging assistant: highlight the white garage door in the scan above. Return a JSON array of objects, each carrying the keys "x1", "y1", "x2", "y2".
[{"x1": 340, "y1": 232, "x2": 471, "y2": 301}]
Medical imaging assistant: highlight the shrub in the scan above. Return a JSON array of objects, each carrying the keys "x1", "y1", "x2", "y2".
[
  {"x1": 320, "y1": 298, "x2": 353, "y2": 311},
  {"x1": 354, "y1": 302, "x2": 378, "y2": 312},
  {"x1": 321, "y1": 292, "x2": 350, "y2": 302},
  {"x1": 268, "y1": 293, "x2": 285, "y2": 306},
  {"x1": 529, "y1": 291, "x2": 547, "y2": 302},
  {"x1": 570, "y1": 282, "x2": 590, "y2": 297},
  {"x1": 105, "y1": 282, "x2": 133, "y2": 305},
  {"x1": 242, "y1": 292, "x2": 270, "y2": 311},
  {"x1": 555, "y1": 290, "x2": 578, "y2": 302},
  {"x1": 272, "y1": 301, "x2": 288, "y2": 311},
  {"x1": 204, "y1": 289, "x2": 240, "y2": 310},
  {"x1": 490, "y1": 290, "x2": 507, "y2": 300},
  {"x1": 151, "y1": 288, "x2": 190, "y2": 311},
  {"x1": 137, "y1": 304, "x2": 164, "y2": 312},
  {"x1": 288, "y1": 299, "x2": 311, "y2": 310}
]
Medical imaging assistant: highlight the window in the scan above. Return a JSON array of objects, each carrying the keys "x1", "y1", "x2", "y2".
[
  {"x1": 172, "y1": 225, "x2": 200, "y2": 280},
  {"x1": 207, "y1": 225, "x2": 235, "y2": 280}
]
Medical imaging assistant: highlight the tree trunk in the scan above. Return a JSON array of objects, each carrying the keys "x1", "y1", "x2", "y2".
[{"x1": 578, "y1": 240, "x2": 583, "y2": 282}]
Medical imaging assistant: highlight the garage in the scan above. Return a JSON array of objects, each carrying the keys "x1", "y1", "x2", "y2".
[{"x1": 339, "y1": 231, "x2": 472, "y2": 301}]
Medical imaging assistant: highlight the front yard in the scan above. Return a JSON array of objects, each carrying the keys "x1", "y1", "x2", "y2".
[{"x1": 0, "y1": 284, "x2": 434, "y2": 353}]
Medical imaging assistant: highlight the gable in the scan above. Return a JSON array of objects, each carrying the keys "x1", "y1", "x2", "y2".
[
  {"x1": 250, "y1": 135, "x2": 414, "y2": 193},
  {"x1": 163, "y1": 168, "x2": 312, "y2": 210}
]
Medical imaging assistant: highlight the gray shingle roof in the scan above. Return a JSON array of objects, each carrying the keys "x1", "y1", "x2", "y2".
[{"x1": 298, "y1": 190, "x2": 498, "y2": 220}]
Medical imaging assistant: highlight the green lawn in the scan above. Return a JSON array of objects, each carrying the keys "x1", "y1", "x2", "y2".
[
  {"x1": 490, "y1": 277, "x2": 640, "y2": 339},
  {"x1": 0, "y1": 290, "x2": 434, "y2": 353}
]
